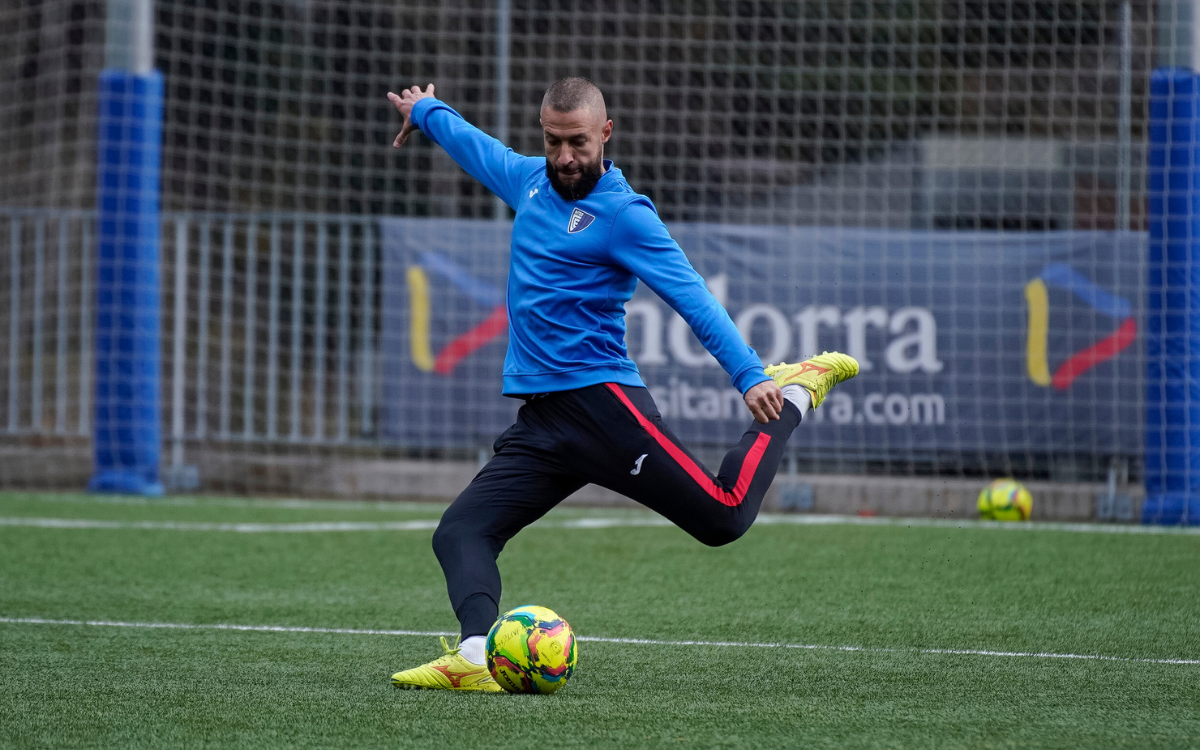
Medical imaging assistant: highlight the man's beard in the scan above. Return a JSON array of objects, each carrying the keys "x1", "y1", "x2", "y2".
[{"x1": 546, "y1": 158, "x2": 604, "y2": 201}]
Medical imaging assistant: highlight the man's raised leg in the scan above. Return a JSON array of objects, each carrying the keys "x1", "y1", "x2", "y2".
[
  {"x1": 583, "y1": 352, "x2": 858, "y2": 546},
  {"x1": 591, "y1": 383, "x2": 800, "y2": 545}
]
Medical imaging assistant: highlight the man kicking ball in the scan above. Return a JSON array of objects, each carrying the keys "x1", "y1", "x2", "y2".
[{"x1": 386, "y1": 78, "x2": 858, "y2": 692}]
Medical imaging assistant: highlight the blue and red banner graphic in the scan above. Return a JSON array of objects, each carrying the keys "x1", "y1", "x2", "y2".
[
  {"x1": 1024, "y1": 263, "x2": 1137, "y2": 391},
  {"x1": 381, "y1": 219, "x2": 1145, "y2": 457},
  {"x1": 406, "y1": 251, "x2": 507, "y2": 375}
]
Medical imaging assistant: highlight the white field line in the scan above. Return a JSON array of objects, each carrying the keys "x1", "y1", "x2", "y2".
[
  {"x1": 0, "y1": 514, "x2": 1198, "y2": 535},
  {"x1": 2, "y1": 493, "x2": 450, "y2": 512},
  {"x1": 0, "y1": 517, "x2": 443, "y2": 532},
  {"x1": 0, "y1": 616, "x2": 449, "y2": 638},
  {"x1": 0, "y1": 616, "x2": 1196, "y2": 666}
]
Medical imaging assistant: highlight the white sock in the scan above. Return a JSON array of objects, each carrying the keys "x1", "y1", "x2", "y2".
[
  {"x1": 458, "y1": 635, "x2": 487, "y2": 665},
  {"x1": 781, "y1": 384, "x2": 812, "y2": 418}
]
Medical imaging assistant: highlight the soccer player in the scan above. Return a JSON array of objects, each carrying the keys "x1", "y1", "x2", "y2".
[{"x1": 386, "y1": 78, "x2": 858, "y2": 692}]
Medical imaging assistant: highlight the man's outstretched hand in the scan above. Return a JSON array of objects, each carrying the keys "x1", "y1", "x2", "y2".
[
  {"x1": 387, "y1": 84, "x2": 436, "y2": 149},
  {"x1": 744, "y1": 380, "x2": 784, "y2": 424}
]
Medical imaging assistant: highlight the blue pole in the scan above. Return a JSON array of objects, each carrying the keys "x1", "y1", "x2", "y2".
[
  {"x1": 88, "y1": 69, "x2": 164, "y2": 495},
  {"x1": 1145, "y1": 68, "x2": 1200, "y2": 525}
]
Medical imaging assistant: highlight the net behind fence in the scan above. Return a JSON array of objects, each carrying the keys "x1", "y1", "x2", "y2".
[{"x1": 0, "y1": 0, "x2": 1169, "y2": 499}]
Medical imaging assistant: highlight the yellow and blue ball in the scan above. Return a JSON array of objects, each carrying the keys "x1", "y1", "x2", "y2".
[
  {"x1": 486, "y1": 605, "x2": 577, "y2": 694},
  {"x1": 978, "y1": 479, "x2": 1033, "y2": 521}
]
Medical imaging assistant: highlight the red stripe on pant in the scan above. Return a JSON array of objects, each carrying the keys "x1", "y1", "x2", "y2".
[{"x1": 605, "y1": 383, "x2": 770, "y2": 507}]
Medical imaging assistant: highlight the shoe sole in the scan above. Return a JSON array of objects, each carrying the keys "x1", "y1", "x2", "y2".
[{"x1": 391, "y1": 680, "x2": 503, "y2": 693}]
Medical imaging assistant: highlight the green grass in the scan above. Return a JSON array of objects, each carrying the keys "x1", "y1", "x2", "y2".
[{"x1": 1, "y1": 491, "x2": 1198, "y2": 749}]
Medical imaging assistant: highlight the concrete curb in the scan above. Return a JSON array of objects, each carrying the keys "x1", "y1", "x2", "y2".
[{"x1": 0, "y1": 445, "x2": 1140, "y2": 523}]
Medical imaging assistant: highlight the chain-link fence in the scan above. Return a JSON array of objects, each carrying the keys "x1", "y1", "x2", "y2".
[{"x1": 0, "y1": 0, "x2": 1176, "y2": 500}]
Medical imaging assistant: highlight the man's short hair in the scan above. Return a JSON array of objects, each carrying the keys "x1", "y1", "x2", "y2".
[{"x1": 541, "y1": 77, "x2": 606, "y2": 115}]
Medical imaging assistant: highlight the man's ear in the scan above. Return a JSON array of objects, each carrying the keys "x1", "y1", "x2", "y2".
[{"x1": 602, "y1": 119, "x2": 613, "y2": 143}]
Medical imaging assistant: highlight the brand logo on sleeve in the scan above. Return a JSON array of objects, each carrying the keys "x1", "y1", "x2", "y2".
[{"x1": 567, "y1": 208, "x2": 596, "y2": 234}]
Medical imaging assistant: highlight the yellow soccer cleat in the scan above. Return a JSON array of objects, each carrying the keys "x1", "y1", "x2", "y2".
[
  {"x1": 390, "y1": 636, "x2": 504, "y2": 693},
  {"x1": 764, "y1": 351, "x2": 859, "y2": 409}
]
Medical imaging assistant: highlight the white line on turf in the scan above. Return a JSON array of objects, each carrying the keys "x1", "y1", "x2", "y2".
[
  {"x1": 1, "y1": 493, "x2": 451, "y2": 512},
  {"x1": 0, "y1": 517, "x2": 443, "y2": 532},
  {"x1": 755, "y1": 515, "x2": 1200, "y2": 535},
  {"x1": 0, "y1": 514, "x2": 1198, "y2": 535},
  {"x1": 0, "y1": 616, "x2": 1196, "y2": 666},
  {"x1": 0, "y1": 616, "x2": 450, "y2": 637}
]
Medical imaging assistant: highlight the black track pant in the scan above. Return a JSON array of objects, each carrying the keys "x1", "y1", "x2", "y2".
[{"x1": 432, "y1": 382, "x2": 802, "y2": 637}]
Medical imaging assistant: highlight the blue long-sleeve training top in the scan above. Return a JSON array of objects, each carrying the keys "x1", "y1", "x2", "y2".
[{"x1": 411, "y1": 97, "x2": 770, "y2": 397}]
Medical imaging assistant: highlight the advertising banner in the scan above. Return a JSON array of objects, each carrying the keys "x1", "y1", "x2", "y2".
[{"x1": 381, "y1": 218, "x2": 1145, "y2": 458}]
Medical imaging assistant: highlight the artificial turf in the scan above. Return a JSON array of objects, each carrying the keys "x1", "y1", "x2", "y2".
[{"x1": 1, "y1": 491, "x2": 1197, "y2": 749}]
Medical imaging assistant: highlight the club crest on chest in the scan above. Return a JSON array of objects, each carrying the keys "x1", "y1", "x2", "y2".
[{"x1": 568, "y1": 208, "x2": 596, "y2": 234}]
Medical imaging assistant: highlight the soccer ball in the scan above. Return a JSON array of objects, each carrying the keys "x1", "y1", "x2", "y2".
[
  {"x1": 486, "y1": 605, "x2": 577, "y2": 694},
  {"x1": 977, "y1": 479, "x2": 1033, "y2": 521}
]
